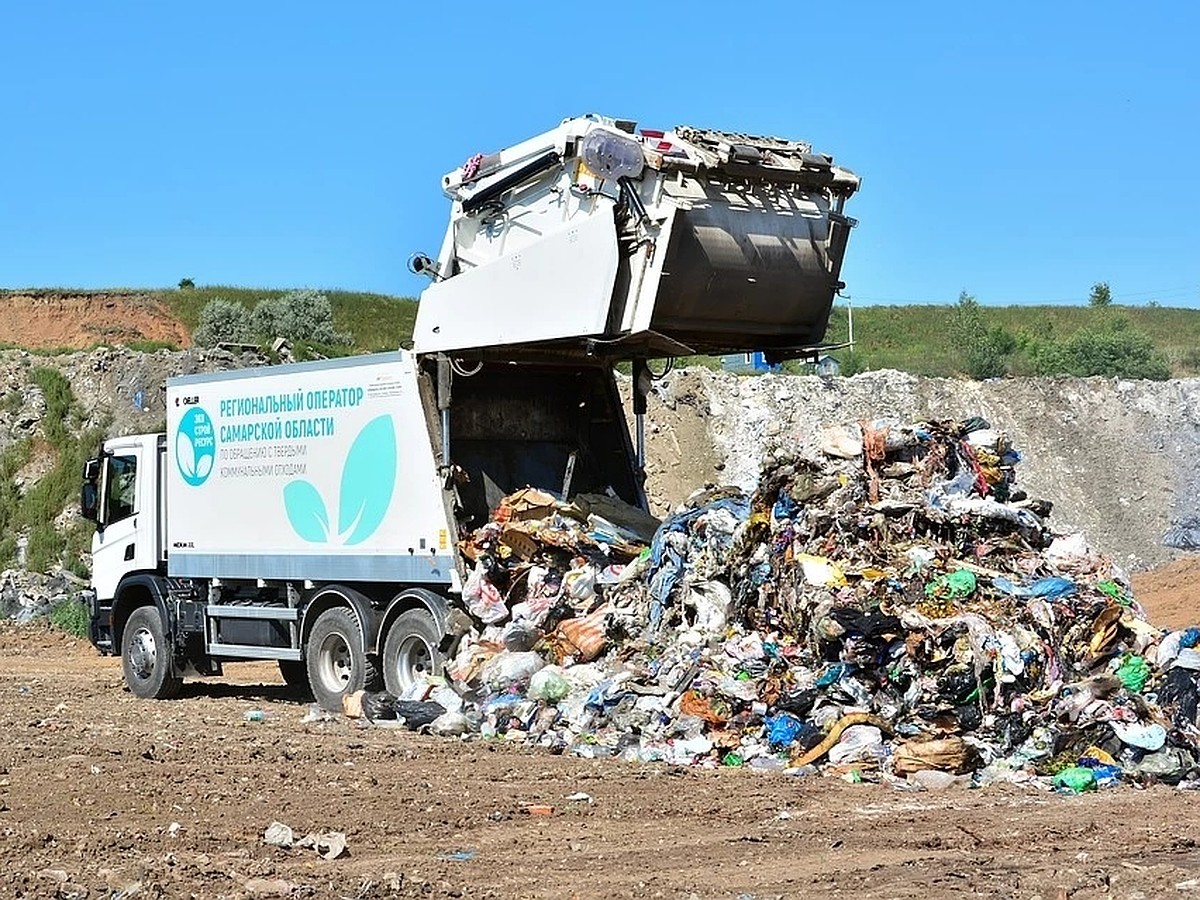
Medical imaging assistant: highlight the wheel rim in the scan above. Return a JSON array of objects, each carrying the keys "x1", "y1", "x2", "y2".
[
  {"x1": 128, "y1": 626, "x2": 157, "y2": 680},
  {"x1": 394, "y1": 634, "x2": 433, "y2": 692},
  {"x1": 317, "y1": 632, "x2": 353, "y2": 692}
]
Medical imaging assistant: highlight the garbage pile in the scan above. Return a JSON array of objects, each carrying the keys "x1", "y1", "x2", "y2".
[{"x1": 402, "y1": 417, "x2": 1200, "y2": 790}]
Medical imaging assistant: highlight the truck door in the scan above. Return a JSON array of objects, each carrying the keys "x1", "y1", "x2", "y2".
[{"x1": 92, "y1": 446, "x2": 157, "y2": 601}]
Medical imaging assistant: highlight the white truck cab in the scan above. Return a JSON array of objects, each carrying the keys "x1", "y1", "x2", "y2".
[{"x1": 85, "y1": 434, "x2": 164, "y2": 603}]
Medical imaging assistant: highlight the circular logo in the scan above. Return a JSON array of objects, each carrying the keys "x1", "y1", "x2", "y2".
[{"x1": 177, "y1": 406, "x2": 217, "y2": 487}]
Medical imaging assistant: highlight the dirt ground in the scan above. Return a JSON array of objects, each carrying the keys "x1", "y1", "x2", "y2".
[
  {"x1": 0, "y1": 292, "x2": 189, "y2": 350},
  {"x1": 3, "y1": 565, "x2": 1200, "y2": 900},
  {"x1": 1132, "y1": 556, "x2": 1200, "y2": 630}
]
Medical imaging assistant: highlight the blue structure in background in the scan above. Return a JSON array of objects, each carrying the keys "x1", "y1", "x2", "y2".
[{"x1": 720, "y1": 352, "x2": 780, "y2": 374}]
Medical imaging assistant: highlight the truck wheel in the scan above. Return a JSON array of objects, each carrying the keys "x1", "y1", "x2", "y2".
[
  {"x1": 277, "y1": 660, "x2": 312, "y2": 697},
  {"x1": 382, "y1": 608, "x2": 444, "y2": 697},
  {"x1": 121, "y1": 606, "x2": 183, "y2": 700},
  {"x1": 306, "y1": 607, "x2": 378, "y2": 711}
]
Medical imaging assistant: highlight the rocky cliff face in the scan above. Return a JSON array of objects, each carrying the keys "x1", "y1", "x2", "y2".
[{"x1": 1, "y1": 349, "x2": 1196, "y2": 577}]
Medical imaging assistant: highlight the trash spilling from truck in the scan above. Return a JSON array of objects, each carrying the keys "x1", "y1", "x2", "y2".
[{"x1": 385, "y1": 415, "x2": 1200, "y2": 790}]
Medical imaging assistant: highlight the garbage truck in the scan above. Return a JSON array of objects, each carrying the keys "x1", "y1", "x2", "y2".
[{"x1": 80, "y1": 114, "x2": 860, "y2": 709}]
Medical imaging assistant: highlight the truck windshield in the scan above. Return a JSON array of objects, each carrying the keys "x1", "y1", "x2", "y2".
[{"x1": 105, "y1": 454, "x2": 138, "y2": 524}]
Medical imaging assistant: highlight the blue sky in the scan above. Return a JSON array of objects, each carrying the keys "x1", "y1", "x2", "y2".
[{"x1": 2, "y1": 2, "x2": 1198, "y2": 306}]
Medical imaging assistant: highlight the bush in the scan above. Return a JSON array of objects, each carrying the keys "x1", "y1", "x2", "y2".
[
  {"x1": 837, "y1": 349, "x2": 868, "y2": 376},
  {"x1": 250, "y1": 295, "x2": 289, "y2": 340},
  {"x1": 264, "y1": 290, "x2": 349, "y2": 345},
  {"x1": 25, "y1": 523, "x2": 63, "y2": 573},
  {"x1": 30, "y1": 367, "x2": 78, "y2": 445},
  {"x1": 1181, "y1": 347, "x2": 1200, "y2": 374},
  {"x1": 1088, "y1": 281, "x2": 1113, "y2": 307},
  {"x1": 48, "y1": 596, "x2": 89, "y2": 638},
  {"x1": 950, "y1": 292, "x2": 1013, "y2": 380},
  {"x1": 0, "y1": 366, "x2": 104, "y2": 574},
  {"x1": 1030, "y1": 317, "x2": 1171, "y2": 380},
  {"x1": 193, "y1": 298, "x2": 253, "y2": 347}
]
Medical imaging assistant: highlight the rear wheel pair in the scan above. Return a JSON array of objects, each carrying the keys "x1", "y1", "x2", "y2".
[{"x1": 305, "y1": 607, "x2": 443, "y2": 711}]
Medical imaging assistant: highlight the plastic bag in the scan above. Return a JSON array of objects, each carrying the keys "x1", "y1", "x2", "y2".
[
  {"x1": 765, "y1": 713, "x2": 804, "y2": 749},
  {"x1": 480, "y1": 650, "x2": 546, "y2": 691},
  {"x1": 1111, "y1": 720, "x2": 1167, "y2": 752},
  {"x1": 553, "y1": 605, "x2": 611, "y2": 662},
  {"x1": 1164, "y1": 517, "x2": 1200, "y2": 551},
  {"x1": 1129, "y1": 746, "x2": 1195, "y2": 784},
  {"x1": 717, "y1": 676, "x2": 761, "y2": 703},
  {"x1": 429, "y1": 711, "x2": 472, "y2": 736},
  {"x1": 1053, "y1": 766, "x2": 1097, "y2": 793},
  {"x1": 682, "y1": 580, "x2": 731, "y2": 635},
  {"x1": 797, "y1": 554, "x2": 846, "y2": 588},
  {"x1": 562, "y1": 561, "x2": 598, "y2": 605},
  {"x1": 362, "y1": 691, "x2": 398, "y2": 722},
  {"x1": 527, "y1": 666, "x2": 570, "y2": 702},
  {"x1": 925, "y1": 569, "x2": 977, "y2": 599},
  {"x1": 1115, "y1": 654, "x2": 1151, "y2": 692},
  {"x1": 819, "y1": 424, "x2": 863, "y2": 459},
  {"x1": 827, "y1": 725, "x2": 884, "y2": 765},
  {"x1": 501, "y1": 620, "x2": 541, "y2": 652},
  {"x1": 392, "y1": 700, "x2": 446, "y2": 729},
  {"x1": 464, "y1": 561, "x2": 508, "y2": 624}
]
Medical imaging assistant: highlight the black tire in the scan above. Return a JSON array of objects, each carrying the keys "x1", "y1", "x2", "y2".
[
  {"x1": 121, "y1": 605, "x2": 183, "y2": 700},
  {"x1": 277, "y1": 659, "x2": 312, "y2": 697},
  {"x1": 305, "y1": 607, "x2": 378, "y2": 711},
  {"x1": 382, "y1": 608, "x2": 444, "y2": 697}
]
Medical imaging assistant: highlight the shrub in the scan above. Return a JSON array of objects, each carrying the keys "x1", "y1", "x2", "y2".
[
  {"x1": 24, "y1": 523, "x2": 62, "y2": 573},
  {"x1": 192, "y1": 298, "x2": 253, "y2": 347},
  {"x1": 0, "y1": 534, "x2": 15, "y2": 568},
  {"x1": 48, "y1": 596, "x2": 89, "y2": 638},
  {"x1": 244, "y1": 291, "x2": 350, "y2": 348},
  {"x1": 178, "y1": 277, "x2": 195, "y2": 290},
  {"x1": 250, "y1": 295, "x2": 289, "y2": 340},
  {"x1": 1031, "y1": 317, "x2": 1171, "y2": 380},
  {"x1": 1181, "y1": 347, "x2": 1200, "y2": 374},
  {"x1": 950, "y1": 292, "x2": 1013, "y2": 380},
  {"x1": 837, "y1": 349, "x2": 868, "y2": 376},
  {"x1": 30, "y1": 367, "x2": 77, "y2": 446},
  {"x1": 1088, "y1": 281, "x2": 1113, "y2": 307},
  {"x1": 0, "y1": 367, "x2": 103, "y2": 575}
]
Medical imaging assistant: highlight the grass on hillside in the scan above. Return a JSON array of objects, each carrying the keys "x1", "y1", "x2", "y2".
[
  {"x1": 820, "y1": 303, "x2": 1200, "y2": 378},
  {"x1": 4, "y1": 285, "x2": 1199, "y2": 377},
  {"x1": 637, "y1": 303, "x2": 1200, "y2": 379},
  {"x1": 0, "y1": 368, "x2": 105, "y2": 576}
]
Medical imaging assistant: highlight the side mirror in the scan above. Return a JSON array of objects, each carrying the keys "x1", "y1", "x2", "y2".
[
  {"x1": 81, "y1": 482, "x2": 99, "y2": 522},
  {"x1": 81, "y1": 457, "x2": 102, "y2": 524}
]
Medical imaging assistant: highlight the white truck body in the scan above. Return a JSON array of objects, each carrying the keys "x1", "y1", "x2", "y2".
[{"x1": 163, "y1": 353, "x2": 455, "y2": 587}]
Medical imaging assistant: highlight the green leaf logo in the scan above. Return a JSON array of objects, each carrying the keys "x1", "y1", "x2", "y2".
[
  {"x1": 283, "y1": 480, "x2": 329, "y2": 543},
  {"x1": 282, "y1": 415, "x2": 397, "y2": 546},
  {"x1": 338, "y1": 415, "x2": 397, "y2": 545}
]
